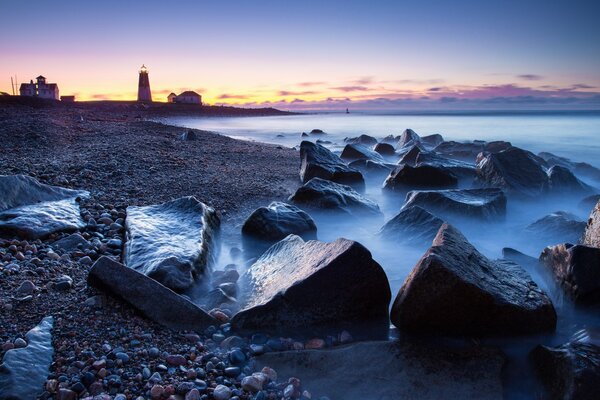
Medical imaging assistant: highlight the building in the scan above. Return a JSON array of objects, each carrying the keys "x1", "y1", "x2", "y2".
[
  {"x1": 166, "y1": 91, "x2": 202, "y2": 105},
  {"x1": 19, "y1": 75, "x2": 59, "y2": 100},
  {"x1": 61, "y1": 95, "x2": 75, "y2": 102},
  {"x1": 137, "y1": 64, "x2": 152, "y2": 102}
]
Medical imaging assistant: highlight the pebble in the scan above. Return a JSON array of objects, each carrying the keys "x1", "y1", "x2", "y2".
[
  {"x1": 185, "y1": 388, "x2": 201, "y2": 400},
  {"x1": 213, "y1": 384, "x2": 232, "y2": 400},
  {"x1": 13, "y1": 338, "x2": 27, "y2": 348},
  {"x1": 16, "y1": 280, "x2": 36, "y2": 295},
  {"x1": 166, "y1": 354, "x2": 187, "y2": 366},
  {"x1": 241, "y1": 375, "x2": 262, "y2": 393},
  {"x1": 150, "y1": 384, "x2": 164, "y2": 399},
  {"x1": 305, "y1": 338, "x2": 325, "y2": 350}
]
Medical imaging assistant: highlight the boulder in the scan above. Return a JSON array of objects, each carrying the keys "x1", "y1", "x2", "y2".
[
  {"x1": 0, "y1": 175, "x2": 89, "y2": 239},
  {"x1": 398, "y1": 129, "x2": 421, "y2": 147},
  {"x1": 502, "y1": 247, "x2": 540, "y2": 268},
  {"x1": 474, "y1": 147, "x2": 549, "y2": 198},
  {"x1": 381, "y1": 134, "x2": 401, "y2": 146},
  {"x1": 540, "y1": 243, "x2": 600, "y2": 303},
  {"x1": 397, "y1": 143, "x2": 428, "y2": 165},
  {"x1": 340, "y1": 143, "x2": 385, "y2": 163},
  {"x1": 525, "y1": 212, "x2": 587, "y2": 245},
  {"x1": 583, "y1": 200, "x2": 600, "y2": 247},
  {"x1": 180, "y1": 130, "x2": 197, "y2": 141},
  {"x1": 420, "y1": 134, "x2": 444, "y2": 148},
  {"x1": 299, "y1": 141, "x2": 365, "y2": 190},
  {"x1": 373, "y1": 142, "x2": 396, "y2": 156},
  {"x1": 378, "y1": 206, "x2": 444, "y2": 245},
  {"x1": 309, "y1": 129, "x2": 326, "y2": 135},
  {"x1": 253, "y1": 341, "x2": 505, "y2": 400},
  {"x1": 289, "y1": 178, "x2": 382, "y2": 217},
  {"x1": 403, "y1": 188, "x2": 506, "y2": 221},
  {"x1": 343, "y1": 134, "x2": 378, "y2": 146},
  {"x1": 347, "y1": 159, "x2": 393, "y2": 180},
  {"x1": 434, "y1": 140, "x2": 512, "y2": 162},
  {"x1": 124, "y1": 196, "x2": 219, "y2": 291},
  {"x1": 88, "y1": 256, "x2": 217, "y2": 330},
  {"x1": 531, "y1": 340, "x2": 600, "y2": 400},
  {"x1": 0, "y1": 316, "x2": 54, "y2": 400},
  {"x1": 413, "y1": 151, "x2": 476, "y2": 178},
  {"x1": 242, "y1": 202, "x2": 317, "y2": 242},
  {"x1": 383, "y1": 164, "x2": 458, "y2": 192},
  {"x1": 547, "y1": 165, "x2": 595, "y2": 195},
  {"x1": 538, "y1": 151, "x2": 600, "y2": 181},
  {"x1": 391, "y1": 224, "x2": 557, "y2": 335},
  {"x1": 51, "y1": 233, "x2": 93, "y2": 253},
  {"x1": 232, "y1": 235, "x2": 391, "y2": 334}
]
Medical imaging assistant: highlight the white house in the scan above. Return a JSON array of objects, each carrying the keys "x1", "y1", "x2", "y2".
[
  {"x1": 20, "y1": 75, "x2": 59, "y2": 100},
  {"x1": 167, "y1": 91, "x2": 202, "y2": 105}
]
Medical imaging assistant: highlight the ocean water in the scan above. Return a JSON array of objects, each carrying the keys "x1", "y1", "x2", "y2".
[{"x1": 163, "y1": 112, "x2": 600, "y2": 399}]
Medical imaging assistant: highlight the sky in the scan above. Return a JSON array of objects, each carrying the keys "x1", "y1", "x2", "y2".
[{"x1": 1, "y1": 0, "x2": 599, "y2": 111}]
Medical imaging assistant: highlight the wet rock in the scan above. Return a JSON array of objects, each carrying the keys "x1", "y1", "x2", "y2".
[
  {"x1": 502, "y1": 248, "x2": 540, "y2": 268},
  {"x1": 579, "y1": 194, "x2": 600, "y2": 213},
  {"x1": 538, "y1": 151, "x2": 600, "y2": 182},
  {"x1": 88, "y1": 256, "x2": 217, "y2": 330},
  {"x1": 242, "y1": 202, "x2": 317, "y2": 242},
  {"x1": 299, "y1": 141, "x2": 365, "y2": 190},
  {"x1": 398, "y1": 129, "x2": 421, "y2": 148},
  {"x1": 180, "y1": 130, "x2": 197, "y2": 141},
  {"x1": 254, "y1": 340, "x2": 505, "y2": 400},
  {"x1": 289, "y1": 178, "x2": 382, "y2": 217},
  {"x1": 435, "y1": 140, "x2": 512, "y2": 162},
  {"x1": 373, "y1": 142, "x2": 396, "y2": 156},
  {"x1": 583, "y1": 200, "x2": 600, "y2": 248},
  {"x1": 540, "y1": 243, "x2": 600, "y2": 304},
  {"x1": 344, "y1": 134, "x2": 378, "y2": 146},
  {"x1": 309, "y1": 129, "x2": 326, "y2": 135},
  {"x1": 15, "y1": 280, "x2": 37, "y2": 296},
  {"x1": 213, "y1": 384, "x2": 231, "y2": 400},
  {"x1": 0, "y1": 175, "x2": 89, "y2": 239},
  {"x1": 0, "y1": 316, "x2": 54, "y2": 400},
  {"x1": 403, "y1": 188, "x2": 506, "y2": 221},
  {"x1": 411, "y1": 150, "x2": 476, "y2": 178},
  {"x1": 347, "y1": 159, "x2": 393, "y2": 180},
  {"x1": 383, "y1": 164, "x2": 458, "y2": 191},
  {"x1": 525, "y1": 211, "x2": 587, "y2": 245},
  {"x1": 52, "y1": 275, "x2": 73, "y2": 291},
  {"x1": 381, "y1": 134, "x2": 401, "y2": 146},
  {"x1": 340, "y1": 144, "x2": 385, "y2": 163},
  {"x1": 531, "y1": 340, "x2": 600, "y2": 400},
  {"x1": 378, "y1": 206, "x2": 444, "y2": 245},
  {"x1": 51, "y1": 233, "x2": 93, "y2": 253},
  {"x1": 475, "y1": 147, "x2": 549, "y2": 198},
  {"x1": 124, "y1": 196, "x2": 219, "y2": 291},
  {"x1": 232, "y1": 235, "x2": 391, "y2": 335},
  {"x1": 391, "y1": 224, "x2": 557, "y2": 335},
  {"x1": 420, "y1": 134, "x2": 444, "y2": 149},
  {"x1": 547, "y1": 165, "x2": 595, "y2": 195}
]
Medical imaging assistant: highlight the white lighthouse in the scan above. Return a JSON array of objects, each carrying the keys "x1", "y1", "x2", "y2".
[{"x1": 137, "y1": 65, "x2": 152, "y2": 102}]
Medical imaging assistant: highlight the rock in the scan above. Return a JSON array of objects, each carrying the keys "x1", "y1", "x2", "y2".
[
  {"x1": 538, "y1": 151, "x2": 600, "y2": 181},
  {"x1": 51, "y1": 233, "x2": 93, "y2": 253},
  {"x1": 391, "y1": 224, "x2": 557, "y2": 335},
  {"x1": 124, "y1": 196, "x2": 219, "y2": 291},
  {"x1": 383, "y1": 164, "x2": 458, "y2": 192},
  {"x1": 309, "y1": 129, "x2": 326, "y2": 135},
  {"x1": 340, "y1": 144, "x2": 385, "y2": 163},
  {"x1": 434, "y1": 140, "x2": 512, "y2": 162},
  {"x1": 52, "y1": 275, "x2": 73, "y2": 291},
  {"x1": 474, "y1": 147, "x2": 548, "y2": 198},
  {"x1": 403, "y1": 188, "x2": 506, "y2": 221},
  {"x1": 583, "y1": 200, "x2": 600, "y2": 248},
  {"x1": 347, "y1": 159, "x2": 393, "y2": 180},
  {"x1": 166, "y1": 354, "x2": 187, "y2": 366},
  {"x1": 409, "y1": 150, "x2": 476, "y2": 178},
  {"x1": 547, "y1": 165, "x2": 595, "y2": 195},
  {"x1": 540, "y1": 243, "x2": 600, "y2": 303},
  {"x1": 289, "y1": 178, "x2": 382, "y2": 217},
  {"x1": 531, "y1": 340, "x2": 600, "y2": 400},
  {"x1": 15, "y1": 280, "x2": 37, "y2": 296},
  {"x1": 180, "y1": 130, "x2": 197, "y2": 141},
  {"x1": 420, "y1": 134, "x2": 444, "y2": 148},
  {"x1": 344, "y1": 134, "x2": 378, "y2": 146},
  {"x1": 241, "y1": 376, "x2": 262, "y2": 393},
  {"x1": 398, "y1": 129, "x2": 421, "y2": 147},
  {"x1": 231, "y1": 235, "x2": 391, "y2": 336},
  {"x1": 525, "y1": 211, "x2": 587, "y2": 245},
  {"x1": 299, "y1": 141, "x2": 365, "y2": 190},
  {"x1": 213, "y1": 384, "x2": 232, "y2": 400},
  {"x1": 373, "y1": 142, "x2": 396, "y2": 156},
  {"x1": 0, "y1": 175, "x2": 89, "y2": 239},
  {"x1": 579, "y1": 194, "x2": 600, "y2": 213},
  {"x1": 502, "y1": 248, "x2": 540, "y2": 268},
  {"x1": 254, "y1": 340, "x2": 505, "y2": 400},
  {"x1": 88, "y1": 256, "x2": 217, "y2": 331},
  {"x1": 381, "y1": 135, "x2": 401, "y2": 146},
  {"x1": 378, "y1": 206, "x2": 444, "y2": 245},
  {"x1": 0, "y1": 316, "x2": 54, "y2": 400},
  {"x1": 242, "y1": 202, "x2": 317, "y2": 242}
]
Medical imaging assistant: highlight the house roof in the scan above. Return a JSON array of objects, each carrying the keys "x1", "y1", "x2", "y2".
[
  {"x1": 36, "y1": 75, "x2": 46, "y2": 79},
  {"x1": 168, "y1": 92, "x2": 177, "y2": 97},
  {"x1": 46, "y1": 84, "x2": 58, "y2": 89},
  {"x1": 178, "y1": 91, "x2": 200, "y2": 97}
]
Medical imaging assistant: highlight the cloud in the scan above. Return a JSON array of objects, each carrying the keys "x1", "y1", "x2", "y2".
[
  {"x1": 278, "y1": 90, "x2": 318, "y2": 96},
  {"x1": 352, "y1": 76, "x2": 374, "y2": 85},
  {"x1": 217, "y1": 93, "x2": 249, "y2": 100},
  {"x1": 570, "y1": 83, "x2": 596, "y2": 89},
  {"x1": 428, "y1": 87, "x2": 443, "y2": 92},
  {"x1": 297, "y1": 81, "x2": 326, "y2": 87},
  {"x1": 330, "y1": 86, "x2": 370, "y2": 92},
  {"x1": 517, "y1": 74, "x2": 543, "y2": 81}
]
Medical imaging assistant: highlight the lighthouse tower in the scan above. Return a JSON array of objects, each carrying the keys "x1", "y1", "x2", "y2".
[{"x1": 137, "y1": 64, "x2": 152, "y2": 102}]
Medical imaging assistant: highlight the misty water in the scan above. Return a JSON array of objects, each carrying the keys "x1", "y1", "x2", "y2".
[{"x1": 164, "y1": 112, "x2": 600, "y2": 398}]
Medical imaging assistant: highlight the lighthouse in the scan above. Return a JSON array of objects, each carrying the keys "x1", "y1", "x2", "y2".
[{"x1": 137, "y1": 64, "x2": 152, "y2": 102}]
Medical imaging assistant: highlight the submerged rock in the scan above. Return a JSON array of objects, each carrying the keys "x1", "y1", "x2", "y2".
[
  {"x1": 88, "y1": 257, "x2": 217, "y2": 330},
  {"x1": 242, "y1": 201, "x2": 317, "y2": 242},
  {"x1": 299, "y1": 141, "x2": 365, "y2": 190},
  {"x1": 289, "y1": 178, "x2": 382, "y2": 217},
  {"x1": 124, "y1": 196, "x2": 219, "y2": 291},
  {"x1": 378, "y1": 206, "x2": 444, "y2": 245},
  {"x1": 232, "y1": 235, "x2": 391, "y2": 334},
  {"x1": 340, "y1": 143, "x2": 385, "y2": 163},
  {"x1": 381, "y1": 134, "x2": 401, "y2": 146},
  {"x1": 343, "y1": 134, "x2": 378, "y2": 146},
  {"x1": 583, "y1": 200, "x2": 600, "y2": 248},
  {"x1": 525, "y1": 211, "x2": 587, "y2": 245},
  {"x1": 547, "y1": 165, "x2": 595, "y2": 195},
  {"x1": 435, "y1": 140, "x2": 512, "y2": 162},
  {"x1": 531, "y1": 340, "x2": 600, "y2": 400},
  {"x1": 373, "y1": 142, "x2": 396, "y2": 156},
  {"x1": 309, "y1": 129, "x2": 326, "y2": 135},
  {"x1": 539, "y1": 151, "x2": 600, "y2": 182},
  {"x1": 420, "y1": 134, "x2": 444, "y2": 148},
  {"x1": 347, "y1": 159, "x2": 393, "y2": 180},
  {"x1": 398, "y1": 129, "x2": 421, "y2": 148},
  {"x1": 254, "y1": 340, "x2": 505, "y2": 400},
  {"x1": 0, "y1": 175, "x2": 89, "y2": 239},
  {"x1": 383, "y1": 164, "x2": 458, "y2": 191},
  {"x1": 391, "y1": 224, "x2": 557, "y2": 335},
  {"x1": 0, "y1": 316, "x2": 54, "y2": 400},
  {"x1": 403, "y1": 188, "x2": 506, "y2": 221},
  {"x1": 540, "y1": 243, "x2": 600, "y2": 304}
]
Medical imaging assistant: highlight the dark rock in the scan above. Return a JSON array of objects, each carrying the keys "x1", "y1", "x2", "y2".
[
  {"x1": 391, "y1": 224, "x2": 557, "y2": 335},
  {"x1": 538, "y1": 151, "x2": 600, "y2": 181},
  {"x1": 378, "y1": 206, "x2": 444, "y2": 245},
  {"x1": 231, "y1": 235, "x2": 391, "y2": 335},
  {"x1": 583, "y1": 200, "x2": 600, "y2": 248},
  {"x1": 413, "y1": 151, "x2": 476, "y2": 178},
  {"x1": 403, "y1": 188, "x2": 506, "y2": 221},
  {"x1": 502, "y1": 248, "x2": 540, "y2": 268},
  {"x1": 547, "y1": 165, "x2": 595, "y2": 195},
  {"x1": 383, "y1": 165, "x2": 458, "y2": 192},
  {"x1": 340, "y1": 144, "x2": 385, "y2": 163},
  {"x1": 540, "y1": 243, "x2": 600, "y2": 303},
  {"x1": 299, "y1": 141, "x2": 365, "y2": 190},
  {"x1": 0, "y1": 316, "x2": 54, "y2": 400},
  {"x1": 180, "y1": 130, "x2": 197, "y2": 141},
  {"x1": 397, "y1": 143, "x2": 428, "y2": 165},
  {"x1": 343, "y1": 134, "x2": 378, "y2": 146},
  {"x1": 52, "y1": 233, "x2": 93, "y2": 253},
  {"x1": 531, "y1": 340, "x2": 600, "y2": 400},
  {"x1": 0, "y1": 175, "x2": 89, "y2": 239},
  {"x1": 579, "y1": 195, "x2": 600, "y2": 213},
  {"x1": 475, "y1": 147, "x2": 549, "y2": 198},
  {"x1": 88, "y1": 256, "x2": 217, "y2": 331},
  {"x1": 309, "y1": 129, "x2": 326, "y2": 135},
  {"x1": 525, "y1": 211, "x2": 587, "y2": 245},
  {"x1": 398, "y1": 129, "x2": 421, "y2": 148},
  {"x1": 347, "y1": 159, "x2": 393, "y2": 180},
  {"x1": 434, "y1": 140, "x2": 512, "y2": 162},
  {"x1": 242, "y1": 202, "x2": 317, "y2": 242},
  {"x1": 373, "y1": 142, "x2": 396, "y2": 156},
  {"x1": 124, "y1": 196, "x2": 219, "y2": 291},
  {"x1": 53, "y1": 275, "x2": 73, "y2": 291},
  {"x1": 289, "y1": 178, "x2": 382, "y2": 217},
  {"x1": 381, "y1": 135, "x2": 401, "y2": 146},
  {"x1": 420, "y1": 134, "x2": 444, "y2": 148},
  {"x1": 254, "y1": 340, "x2": 505, "y2": 400}
]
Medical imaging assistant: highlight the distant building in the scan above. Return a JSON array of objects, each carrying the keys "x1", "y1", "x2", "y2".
[
  {"x1": 167, "y1": 91, "x2": 202, "y2": 105},
  {"x1": 61, "y1": 95, "x2": 75, "y2": 102},
  {"x1": 137, "y1": 64, "x2": 152, "y2": 102},
  {"x1": 19, "y1": 75, "x2": 59, "y2": 100}
]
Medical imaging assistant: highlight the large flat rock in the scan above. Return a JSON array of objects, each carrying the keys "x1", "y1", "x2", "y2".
[
  {"x1": 378, "y1": 206, "x2": 445, "y2": 245},
  {"x1": 242, "y1": 201, "x2": 317, "y2": 242},
  {"x1": 583, "y1": 199, "x2": 600, "y2": 248},
  {"x1": 124, "y1": 196, "x2": 219, "y2": 291},
  {"x1": 88, "y1": 256, "x2": 217, "y2": 331},
  {"x1": 253, "y1": 340, "x2": 505, "y2": 400},
  {"x1": 383, "y1": 164, "x2": 458, "y2": 191},
  {"x1": 392, "y1": 224, "x2": 557, "y2": 336},
  {"x1": 231, "y1": 235, "x2": 391, "y2": 336},
  {"x1": 0, "y1": 175, "x2": 89, "y2": 239},
  {"x1": 0, "y1": 316, "x2": 54, "y2": 400},
  {"x1": 299, "y1": 141, "x2": 365, "y2": 190}
]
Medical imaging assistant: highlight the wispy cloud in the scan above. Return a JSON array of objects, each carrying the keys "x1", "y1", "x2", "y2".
[
  {"x1": 217, "y1": 93, "x2": 249, "y2": 100},
  {"x1": 278, "y1": 90, "x2": 319, "y2": 96},
  {"x1": 297, "y1": 81, "x2": 326, "y2": 87},
  {"x1": 517, "y1": 74, "x2": 543, "y2": 81},
  {"x1": 352, "y1": 76, "x2": 374, "y2": 85},
  {"x1": 330, "y1": 85, "x2": 371, "y2": 92}
]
